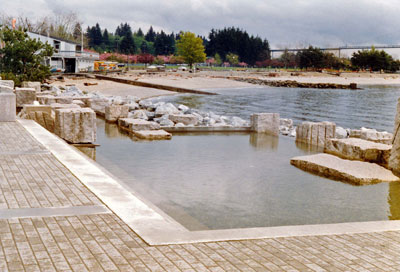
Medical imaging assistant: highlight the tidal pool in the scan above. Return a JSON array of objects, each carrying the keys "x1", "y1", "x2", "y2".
[{"x1": 94, "y1": 119, "x2": 400, "y2": 231}]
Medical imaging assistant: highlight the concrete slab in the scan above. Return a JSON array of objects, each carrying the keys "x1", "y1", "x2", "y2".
[
  {"x1": 133, "y1": 129, "x2": 172, "y2": 140},
  {"x1": 291, "y1": 153, "x2": 399, "y2": 185}
]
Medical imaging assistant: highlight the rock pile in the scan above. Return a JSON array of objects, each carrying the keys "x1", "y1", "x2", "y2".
[{"x1": 233, "y1": 77, "x2": 357, "y2": 89}]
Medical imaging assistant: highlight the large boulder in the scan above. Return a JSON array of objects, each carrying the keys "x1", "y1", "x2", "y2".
[
  {"x1": 15, "y1": 88, "x2": 36, "y2": 107},
  {"x1": 105, "y1": 105, "x2": 129, "y2": 123},
  {"x1": 54, "y1": 108, "x2": 96, "y2": 143},
  {"x1": 88, "y1": 97, "x2": 110, "y2": 116},
  {"x1": 291, "y1": 153, "x2": 399, "y2": 185},
  {"x1": 250, "y1": 113, "x2": 280, "y2": 136},
  {"x1": 155, "y1": 103, "x2": 179, "y2": 117},
  {"x1": 168, "y1": 114, "x2": 199, "y2": 125},
  {"x1": 21, "y1": 81, "x2": 41, "y2": 92},
  {"x1": 132, "y1": 110, "x2": 149, "y2": 120},
  {"x1": 296, "y1": 121, "x2": 336, "y2": 147},
  {"x1": 0, "y1": 93, "x2": 16, "y2": 122},
  {"x1": 325, "y1": 138, "x2": 391, "y2": 166}
]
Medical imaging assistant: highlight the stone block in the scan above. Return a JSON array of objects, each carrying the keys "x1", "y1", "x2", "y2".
[
  {"x1": 250, "y1": 113, "x2": 280, "y2": 136},
  {"x1": 50, "y1": 103, "x2": 80, "y2": 110},
  {"x1": 15, "y1": 88, "x2": 36, "y2": 107},
  {"x1": 21, "y1": 81, "x2": 41, "y2": 92},
  {"x1": 0, "y1": 85, "x2": 13, "y2": 93},
  {"x1": 23, "y1": 105, "x2": 52, "y2": 115},
  {"x1": 325, "y1": 138, "x2": 392, "y2": 166},
  {"x1": 72, "y1": 100, "x2": 85, "y2": 107},
  {"x1": 0, "y1": 80, "x2": 14, "y2": 89},
  {"x1": 118, "y1": 118, "x2": 160, "y2": 131},
  {"x1": 389, "y1": 98, "x2": 400, "y2": 174},
  {"x1": 360, "y1": 127, "x2": 392, "y2": 145},
  {"x1": 0, "y1": 93, "x2": 16, "y2": 122},
  {"x1": 132, "y1": 130, "x2": 172, "y2": 140},
  {"x1": 105, "y1": 105, "x2": 129, "y2": 123},
  {"x1": 291, "y1": 153, "x2": 399, "y2": 185},
  {"x1": 54, "y1": 108, "x2": 96, "y2": 143},
  {"x1": 296, "y1": 121, "x2": 336, "y2": 147},
  {"x1": 55, "y1": 97, "x2": 74, "y2": 104},
  {"x1": 169, "y1": 114, "x2": 199, "y2": 125}
]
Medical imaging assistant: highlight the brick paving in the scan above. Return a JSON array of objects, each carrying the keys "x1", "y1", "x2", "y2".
[{"x1": 1, "y1": 121, "x2": 400, "y2": 271}]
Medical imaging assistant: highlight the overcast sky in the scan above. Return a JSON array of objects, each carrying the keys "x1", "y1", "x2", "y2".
[{"x1": 2, "y1": 0, "x2": 400, "y2": 48}]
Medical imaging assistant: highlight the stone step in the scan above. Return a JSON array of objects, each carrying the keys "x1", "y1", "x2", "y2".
[
  {"x1": 325, "y1": 138, "x2": 391, "y2": 166},
  {"x1": 132, "y1": 130, "x2": 172, "y2": 140},
  {"x1": 290, "y1": 153, "x2": 399, "y2": 185}
]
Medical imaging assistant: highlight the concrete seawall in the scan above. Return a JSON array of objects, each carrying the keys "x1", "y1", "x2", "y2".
[{"x1": 94, "y1": 74, "x2": 218, "y2": 95}]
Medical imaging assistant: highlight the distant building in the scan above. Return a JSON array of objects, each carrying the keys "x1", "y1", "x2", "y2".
[{"x1": 27, "y1": 32, "x2": 99, "y2": 73}]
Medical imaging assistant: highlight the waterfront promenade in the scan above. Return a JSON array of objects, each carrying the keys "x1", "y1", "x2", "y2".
[{"x1": 1, "y1": 121, "x2": 400, "y2": 271}]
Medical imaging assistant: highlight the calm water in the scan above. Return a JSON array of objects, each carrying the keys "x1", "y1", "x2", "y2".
[
  {"x1": 153, "y1": 85, "x2": 400, "y2": 131},
  {"x1": 95, "y1": 119, "x2": 400, "y2": 230}
]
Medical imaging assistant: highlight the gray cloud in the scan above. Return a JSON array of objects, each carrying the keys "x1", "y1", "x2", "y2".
[{"x1": 2, "y1": 0, "x2": 400, "y2": 48}]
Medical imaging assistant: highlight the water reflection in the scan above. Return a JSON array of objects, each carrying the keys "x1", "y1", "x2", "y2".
[
  {"x1": 105, "y1": 122, "x2": 123, "y2": 138},
  {"x1": 249, "y1": 133, "x2": 278, "y2": 150},
  {"x1": 389, "y1": 181, "x2": 400, "y2": 220},
  {"x1": 76, "y1": 146, "x2": 96, "y2": 160}
]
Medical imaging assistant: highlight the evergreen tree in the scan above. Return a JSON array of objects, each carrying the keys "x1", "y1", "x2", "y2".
[
  {"x1": 0, "y1": 27, "x2": 54, "y2": 85},
  {"x1": 140, "y1": 41, "x2": 149, "y2": 53},
  {"x1": 145, "y1": 26, "x2": 156, "y2": 42},
  {"x1": 73, "y1": 22, "x2": 82, "y2": 41},
  {"x1": 136, "y1": 28, "x2": 144, "y2": 37}
]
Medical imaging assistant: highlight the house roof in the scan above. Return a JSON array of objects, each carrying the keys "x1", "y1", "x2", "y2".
[{"x1": 27, "y1": 31, "x2": 80, "y2": 45}]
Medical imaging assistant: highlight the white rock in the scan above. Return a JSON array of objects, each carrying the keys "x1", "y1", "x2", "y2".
[
  {"x1": 127, "y1": 102, "x2": 140, "y2": 111},
  {"x1": 175, "y1": 123, "x2": 185, "y2": 128},
  {"x1": 155, "y1": 103, "x2": 179, "y2": 116},
  {"x1": 178, "y1": 104, "x2": 190, "y2": 113},
  {"x1": 231, "y1": 116, "x2": 248, "y2": 127},
  {"x1": 139, "y1": 100, "x2": 154, "y2": 109},
  {"x1": 0, "y1": 93, "x2": 16, "y2": 121},
  {"x1": 132, "y1": 110, "x2": 149, "y2": 120},
  {"x1": 280, "y1": 118, "x2": 293, "y2": 128},
  {"x1": 335, "y1": 127, "x2": 348, "y2": 139},
  {"x1": 169, "y1": 114, "x2": 199, "y2": 125},
  {"x1": 159, "y1": 118, "x2": 174, "y2": 126}
]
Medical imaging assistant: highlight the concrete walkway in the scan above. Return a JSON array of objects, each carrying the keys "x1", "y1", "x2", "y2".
[{"x1": 1, "y1": 121, "x2": 400, "y2": 271}]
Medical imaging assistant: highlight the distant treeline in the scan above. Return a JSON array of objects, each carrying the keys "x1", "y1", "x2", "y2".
[
  {"x1": 86, "y1": 23, "x2": 270, "y2": 66},
  {"x1": 263, "y1": 46, "x2": 400, "y2": 72}
]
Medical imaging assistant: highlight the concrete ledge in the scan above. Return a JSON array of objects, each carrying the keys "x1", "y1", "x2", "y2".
[
  {"x1": 94, "y1": 74, "x2": 217, "y2": 95},
  {"x1": 162, "y1": 126, "x2": 252, "y2": 133}
]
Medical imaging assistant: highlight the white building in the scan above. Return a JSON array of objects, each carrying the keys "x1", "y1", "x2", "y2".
[{"x1": 27, "y1": 32, "x2": 99, "y2": 73}]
